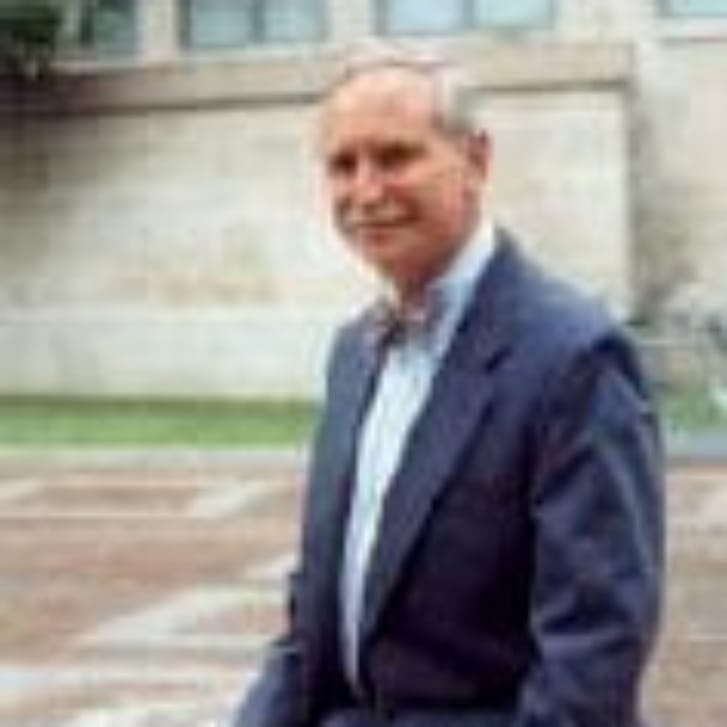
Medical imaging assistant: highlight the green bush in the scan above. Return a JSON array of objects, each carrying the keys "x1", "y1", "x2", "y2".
[{"x1": 0, "y1": 0, "x2": 61, "y2": 79}]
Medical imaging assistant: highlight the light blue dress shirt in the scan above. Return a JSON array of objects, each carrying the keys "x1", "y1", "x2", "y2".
[{"x1": 340, "y1": 221, "x2": 496, "y2": 685}]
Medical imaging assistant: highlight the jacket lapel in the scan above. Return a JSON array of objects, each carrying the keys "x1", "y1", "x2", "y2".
[
  {"x1": 300, "y1": 320, "x2": 382, "y2": 680},
  {"x1": 359, "y1": 234, "x2": 524, "y2": 651}
]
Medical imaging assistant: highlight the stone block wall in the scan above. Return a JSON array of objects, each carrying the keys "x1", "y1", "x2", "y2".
[{"x1": 0, "y1": 0, "x2": 725, "y2": 396}]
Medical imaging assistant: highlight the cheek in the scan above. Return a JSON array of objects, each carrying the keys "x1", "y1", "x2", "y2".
[
  {"x1": 435, "y1": 171, "x2": 477, "y2": 216},
  {"x1": 384, "y1": 178, "x2": 430, "y2": 218},
  {"x1": 413, "y1": 162, "x2": 460, "y2": 203},
  {"x1": 329, "y1": 187, "x2": 350, "y2": 221},
  {"x1": 410, "y1": 179, "x2": 463, "y2": 229}
]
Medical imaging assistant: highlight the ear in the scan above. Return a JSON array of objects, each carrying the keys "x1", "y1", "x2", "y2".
[{"x1": 466, "y1": 130, "x2": 491, "y2": 180}]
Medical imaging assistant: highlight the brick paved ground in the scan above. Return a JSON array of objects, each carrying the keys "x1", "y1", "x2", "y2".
[{"x1": 0, "y1": 451, "x2": 725, "y2": 726}]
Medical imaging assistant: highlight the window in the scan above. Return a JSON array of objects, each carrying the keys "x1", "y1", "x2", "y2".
[
  {"x1": 380, "y1": 0, "x2": 552, "y2": 34},
  {"x1": 385, "y1": 0, "x2": 465, "y2": 34},
  {"x1": 181, "y1": 0, "x2": 324, "y2": 49},
  {"x1": 662, "y1": 0, "x2": 727, "y2": 16},
  {"x1": 473, "y1": 0, "x2": 552, "y2": 27},
  {"x1": 64, "y1": 0, "x2": 137, "y2": 55}
]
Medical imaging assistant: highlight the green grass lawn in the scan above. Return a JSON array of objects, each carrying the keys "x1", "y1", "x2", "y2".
[
  {"x1": 662, "y1": 385, "x2": 727, "y2": 434},
  {"x1": 0, "y1": 397, "x2": 319, "y2": 447},
  {"x1": 0, "y1": 388, "x2": 724, "y2": 448}
]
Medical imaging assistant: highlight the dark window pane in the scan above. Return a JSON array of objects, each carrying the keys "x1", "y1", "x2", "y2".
[{"x1": 78, "y1": 0, "x2": 136, "y2": 54}]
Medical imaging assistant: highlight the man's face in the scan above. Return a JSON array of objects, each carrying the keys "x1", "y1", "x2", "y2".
[{"x1": 320, "y1": 68, "x2": 490, "y2": 297}]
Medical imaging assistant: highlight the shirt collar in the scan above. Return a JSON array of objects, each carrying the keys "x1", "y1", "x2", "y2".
[
  {"x1": 368, "y1": 218, "x2": 496, "y2": 350},
  {"x1": 429, "y1": 216, "x2": 496, "y2": 314},
  {"x1": 379, "y1": 217, "x2": 496, "y2": 311}
]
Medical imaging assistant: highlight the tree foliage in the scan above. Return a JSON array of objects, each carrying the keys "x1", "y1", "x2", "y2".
[{"x1": 0, "y1": 0, "x2": 62, "y2": 79}]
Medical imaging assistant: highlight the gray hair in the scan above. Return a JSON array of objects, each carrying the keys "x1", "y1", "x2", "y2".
[{"x1": 325, "y1": 43, "x2": 483, "y2": 139}]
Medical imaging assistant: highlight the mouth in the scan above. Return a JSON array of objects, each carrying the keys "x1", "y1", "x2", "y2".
[{"x1": 349, "y1": 217, "x2": 411, "y2": 233}]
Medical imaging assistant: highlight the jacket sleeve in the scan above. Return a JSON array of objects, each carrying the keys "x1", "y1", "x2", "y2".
[
  {"x1": 510, "y1": 331, "x2": 665, "y2": 726},
  {"x1": 232, "y1": 326, "x2": 354, "y2": 727},
  {"x1": 231, "y1": 572, "x2": 305, "y2": 727}
]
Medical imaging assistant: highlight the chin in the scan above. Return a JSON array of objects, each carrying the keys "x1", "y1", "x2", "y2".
[
  {"x1": 358, "y1": 240, "x2": 403, "y2": 266},
  {"x1": 347, "y1": 231, "x2": 417, "y2": 276},
  {"x1": 367, "y1": 255, "x2": 416, "y2": 290}
]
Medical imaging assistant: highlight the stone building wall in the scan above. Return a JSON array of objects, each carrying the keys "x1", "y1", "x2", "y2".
[{"x1": 0, "y1": 0, "x2": 725, "y2": 397}]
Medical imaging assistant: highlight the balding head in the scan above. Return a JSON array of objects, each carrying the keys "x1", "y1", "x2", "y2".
[
  {"x1": 323, "y1": 45, "x2": 482, "y2": 141},
  {"x1": 318, "y1": 46, "x2": 491, "y2": 299}
]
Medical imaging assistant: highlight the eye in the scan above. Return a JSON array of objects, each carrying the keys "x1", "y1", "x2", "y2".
[
  {"x1": 327, "y1": 151, "x2": 356, "y2": 178},
  {"x1": 375, "y1": 142, "x2": 421, "y2": 171}
]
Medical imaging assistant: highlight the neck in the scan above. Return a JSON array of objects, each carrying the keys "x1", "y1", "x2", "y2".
[{"x1": 386, "y1": 211, "x2": 486, "y2": 305}]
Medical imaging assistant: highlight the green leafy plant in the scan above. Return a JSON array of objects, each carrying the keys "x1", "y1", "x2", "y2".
[{"x1": 0, "y1": 0, "x2": 62, "y2": 79}]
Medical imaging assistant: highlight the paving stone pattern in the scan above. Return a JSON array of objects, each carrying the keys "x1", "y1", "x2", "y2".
[{"x1": 0, "y1": 455, "x2": 725, "y2": 726}]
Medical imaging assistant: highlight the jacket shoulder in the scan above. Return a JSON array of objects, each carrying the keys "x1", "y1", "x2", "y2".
[{"x1": 515, "y1": 255, "x2": 621, "y2": 360}]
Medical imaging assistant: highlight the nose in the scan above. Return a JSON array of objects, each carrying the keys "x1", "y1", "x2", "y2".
[{"x1": 350, "y1": 158, "x2": 386, "y2": 208}]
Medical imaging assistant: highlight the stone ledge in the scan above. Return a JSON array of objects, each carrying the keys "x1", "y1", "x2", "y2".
[
  {"x1": 0, "y1": 41, "x2": 632, "y2": 117},
  {"x1": 0, "y1": 447, "x2": 307, "y2": 473}
]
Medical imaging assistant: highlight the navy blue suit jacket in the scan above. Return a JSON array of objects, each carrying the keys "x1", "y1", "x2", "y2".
[{"x1": 235, "y1": 232, "x2": 664, "y2": 727}]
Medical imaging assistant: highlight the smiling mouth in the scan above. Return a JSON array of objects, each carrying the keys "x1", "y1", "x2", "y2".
[{"x1": 351, "y1": 218, "x2": 411, "y2": 232}]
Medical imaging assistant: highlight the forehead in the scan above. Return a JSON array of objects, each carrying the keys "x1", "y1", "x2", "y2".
[{"x1": 320, "y1": 68, "x2": 440, "y2": 148}]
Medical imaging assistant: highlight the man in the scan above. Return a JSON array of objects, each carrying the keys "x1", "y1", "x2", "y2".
[{"x1": 234, "y1": 49, "x2": 664, "y2": 727}]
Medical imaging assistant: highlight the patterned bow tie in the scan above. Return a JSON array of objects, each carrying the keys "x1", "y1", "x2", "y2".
[{"x1": 366, "y1": 291, "x2": 443, "y2": 349}]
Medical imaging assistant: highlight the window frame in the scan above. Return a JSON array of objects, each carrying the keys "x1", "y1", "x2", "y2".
[
  {"x1": 659, "y1": 0, "x2": 727, "y2": 18},
  {"x1": 66, "y1": 0, "x2": 139, "y2": 58},
  {"x1": 178, "y1": 0, "x2": 327, "y2": 51},
  {"x1": 375, "y1": 0, "x2": 555, "y2": 37}
]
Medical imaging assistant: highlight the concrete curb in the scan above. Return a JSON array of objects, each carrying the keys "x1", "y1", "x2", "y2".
[
  {"x1": 666, "y1": 432, "x2": 727, "y2": 466},
  {"x1": 0, "y1": 446, "x2": 308, "y2": 471},
  {"x1": 0, "y1": 434, "x2": 726, "y2": 470}
]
